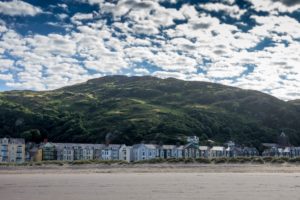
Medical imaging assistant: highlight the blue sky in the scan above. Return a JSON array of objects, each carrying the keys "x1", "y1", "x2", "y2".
[{"x1": 0, "y1": 0, "x2": 300, "y2": 100}]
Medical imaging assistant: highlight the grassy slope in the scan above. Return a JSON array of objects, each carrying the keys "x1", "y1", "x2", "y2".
[{"x1": 0, "y1": 76, "x2": 300, "y2": 148}]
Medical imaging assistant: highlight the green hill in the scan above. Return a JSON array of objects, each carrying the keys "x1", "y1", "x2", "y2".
[{"x1": 0, "y1": 75, "x2": 299, "y2": 148}]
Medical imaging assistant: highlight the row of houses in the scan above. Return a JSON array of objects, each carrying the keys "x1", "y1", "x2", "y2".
[
  {"x1": 37, "y1": 142, "x2": 260, "y2": 162},
  {"x1": 6, "y1": 137, "x2": 300, "y2": 164},
  {"x1": 262, "y1": 147, "x2": 300, "y2": 158},
  {"x1": 1, "y1": 137, "x2": 261, "y2": 163}
]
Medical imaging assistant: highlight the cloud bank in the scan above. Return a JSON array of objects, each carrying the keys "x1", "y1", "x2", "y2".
[
  {"x1": 0, "y1": 0, "x2": 42, "y2": 16},
  {"x1": 0, "y1": 0, "x2": 300, "y2": 100}
]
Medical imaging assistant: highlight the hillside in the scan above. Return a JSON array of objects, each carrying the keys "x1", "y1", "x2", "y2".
[
  {"x1": 288, "y1": 100, "x2": 300, "y2": 110},
  {"x1": 0, "y1": 75, "x2": 300, "y2": 148}
]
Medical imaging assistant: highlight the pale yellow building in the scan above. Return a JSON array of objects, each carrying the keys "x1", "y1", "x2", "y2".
[{"x1": 0, "y1": 138, "x2": 26, "y2": 163}]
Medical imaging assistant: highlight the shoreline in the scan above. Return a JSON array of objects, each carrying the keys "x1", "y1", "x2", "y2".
[{"x1": 1, "y1": 163, "x2": 300, "y2": 174}]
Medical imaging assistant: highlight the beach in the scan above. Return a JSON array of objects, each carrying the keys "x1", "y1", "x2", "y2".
[
  {"x1": 1, "y1": 172, "x2": 300, "y2": 200},
  {"x1": 1, "y1": 164, "x2": 300, "y2": 200}
]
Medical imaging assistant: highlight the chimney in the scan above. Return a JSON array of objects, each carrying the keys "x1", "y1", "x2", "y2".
[{"x1": 105, "y1": 133, "x2": 112, "y2": 146}]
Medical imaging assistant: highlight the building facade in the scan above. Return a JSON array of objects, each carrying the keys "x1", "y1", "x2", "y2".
[
  {"x1": 0, "y1": 138, "x2": 25, "y2": 163},
  {"x1": 210, "y1": 146, "x2": 226, "y2": 157},
  {"x1": 132, "y1": 144, "x2": 159, "y2": 161},
  {"x1": 157, "y1": 145, "x2": 184, "y2": 159},
  {"x1": 42, "y1": 142, "x2": 57, "y2": 160},
  {"x1": 199, "y1": 146, "x2": 210, "y2": 158},
  {"x1": 119, "y1": 145, "x2": 132, "y2": 162},
  {"x1": 183, "y1": 143, "x2": 200, "y2": 158},
  {"x1": 100, "y1": 144, "x2": 122, "y2": 160}
]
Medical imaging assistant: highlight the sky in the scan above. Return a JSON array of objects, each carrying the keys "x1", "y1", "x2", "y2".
[{"x1": 0, "y1": 0, "x2": 300, "y2": 100}]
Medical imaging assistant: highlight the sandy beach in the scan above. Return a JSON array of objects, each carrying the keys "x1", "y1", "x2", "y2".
[
  {"x1": 1, "y1": 164, "x2": 300, "y2": 200},
  {"x1": 1, "y1": 172, "x2": 300, "y2": 200}
]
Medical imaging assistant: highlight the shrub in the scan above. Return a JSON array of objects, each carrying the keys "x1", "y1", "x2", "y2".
[
  {"x1": 47, "y1": 161, "x2": 65, "y2": 166},
  {"x1": 133, "y1": 158, "x2": 165, "y2": 164},
  {"x1": 70, "y1": 160, "x2": 93, "y2": 165},
  {"x1": 34, "y1": 162, "x2": 42, "y2": 166},
  {"x1": 212, "y1": 157, "x2": 227, "y2": 164},
  {"x1": 227, "y1": 158, "x2": 239, "y2": 163},
  {"x1": 184, "y1": 158, "x2": 194, "y2": 163},
  {"x1": 289, "y1": 157, "x2": 300, "y2": 163},
  {"x1": 262, "y1": 157, "x2": 273, "y2": 162},
  {"x1": 251, "y1": 157, "x2": 264, "y2": 164},
  {"x1": 236, "y1": 157, "x2": 252, "y2": 163},
  {"x1": 166, "y1": 158, "x2": 181, "y2": 163},
  {"x1": 271, "y1": 157, "x2": 289, "y2": 164},
  {"x1": 195, "y1": 158, "x2": 211, "y2": 164}
]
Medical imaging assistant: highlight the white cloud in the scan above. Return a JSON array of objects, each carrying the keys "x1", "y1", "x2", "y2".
[
  {"x1": 248, "y1": 0, "x2": 300, "y2": 14},
  {"x1": 250, "y1": 15, "x2": 300, "y2": 41},
  {"x1": 0, "y1": 22, "x2": 7, "y2": 33},
  {"x1": 152, "y1": 71, "x2": 188, "y2": 80},
  {"x1": 0, "y1": 59, "x2": 14, "y2": 72},
  {"x1": 0, "y1": 0, "x2": 42, "y2": 16},
  {"x1": 205, "y1": 61, "x2": 247, "y2": 79},
  {"x1": 71, "y1": 13, "x2": 94, "y2": 25},
  {"x1": 133, "y1": 68, "x2": 150, "y2": 75},
  {"x1": 200, "y1": 3, "x2": 246, "y2": 19},
  {"x1": 0, "y1": 73, "x2": 13, "y2": 81},
  {"x1": 56, "y1": 13, "x2": 69, "y2": 20}
]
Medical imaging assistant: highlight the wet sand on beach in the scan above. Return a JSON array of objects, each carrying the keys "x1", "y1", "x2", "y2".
[{"x1": 1, "y1": 172, "x2": 300, "y2": 200}]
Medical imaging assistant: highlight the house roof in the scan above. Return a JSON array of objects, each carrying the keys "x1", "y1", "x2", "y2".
[
  {"x1": 262, "y1": 143, "x2": 278, "y2": 148},
  {"x1": 44, "y1": 142, "x2": 55, "y2": 148},
  {"x1": 184, "y1": 143, "x2": 199, "y2": 149},
  {"x1": 199, "y1": 146, "x2": 209, "y2": 151},
  {"x1": 176, "y1": 145, "x2": 184, "y2": 150},
  {"x1": 162, "y1": 145, "x2": 176, "y2": 150},
  {"x1": 144, "y1": 144, "x2": 158, "y2": 149},
  {"x1": 53, "y1": 143, "x2": 106, "y2": 150},
  {"x1": 0, "y1": 138, "x2": 25, "y2": 144},
  {"x1": 132, "y1": 144, "x2": 158, "y2": 149},
  {"x1": 211, "y1": 146, "x2": 225, "y2": 151},
  {"x1": 242, "y1": 147, "x2": 258, "y2": 152}
]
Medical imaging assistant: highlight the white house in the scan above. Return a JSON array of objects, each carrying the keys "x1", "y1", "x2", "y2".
[
  {"x1": 158, "y1": 145, "x2": 184, "y2": 159},
  {"x1": 186, "y1": 136, "x2": 199, "y2": 144},
  {"x1": 199, "y1": 146, "x2": 210, "y2": 158},
  {"x1": 54, "y1": 143, "x2": 102, "y2": 161},
  {"x1": 210, "y1": 146, "x2": 225, "y2": 157},
  {"x1": 119, "y1": 145, "x2": 132, "y2": 162},
  {"x1": 101, "y1": 144, "x2": 122, "y2": 160},
  {"x1": 0, "y1": 138, "x2": 25, "y2": 163},
  {"x1": 63, "y1": 146, "x2": 74, "y2": 161},
  {"x1": 132, "y1": 144, "x2": 158, "y2": 161},
  {"x1": 183, "y1": 143, "x2": 200, "y2": 158}
]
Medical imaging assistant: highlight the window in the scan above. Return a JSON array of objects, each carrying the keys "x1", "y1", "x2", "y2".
[
  {"x1": 17, "y1": 146, "x2": 22, "y2": 153},
  {"x1": 1, "y1": 145, "x2": 8, "y2": 152}
]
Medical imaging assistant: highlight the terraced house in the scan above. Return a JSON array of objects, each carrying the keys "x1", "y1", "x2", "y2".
[
  {"x1": 101, "y1": 144, "x2": 123, "y2": 160},
  {"x1": 44, "y1": 143, "x2": 130, "y2": 161},
  {"x1": 0, "y1": 138, "x2": 25, "y2": 163},
  {"x1": 158, "y1": 145, "x2": 184, "y2": 159},
  {"x1": 119, "y1": 145, "x2": 132, "y2": 162},
  {"x1": 55, "y1": 143, "x2": 104, "y2": 161},
  {"x1": 132, "y1": 144, "x2": 159, "y2": 161},
  {"x1": 42, "y1": 143, "x2": 57, "y2": 161}
]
